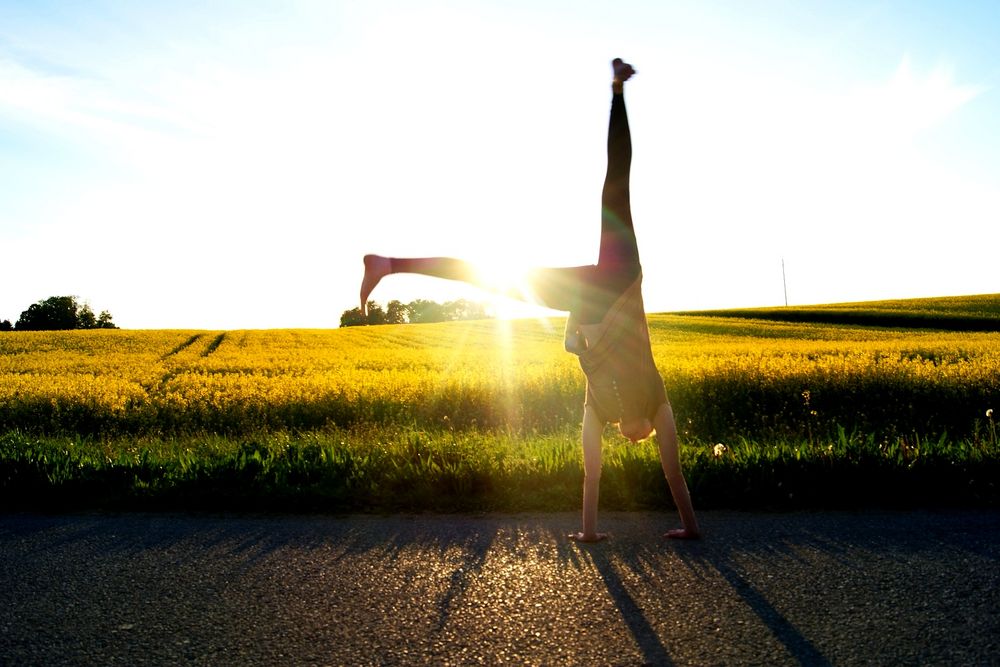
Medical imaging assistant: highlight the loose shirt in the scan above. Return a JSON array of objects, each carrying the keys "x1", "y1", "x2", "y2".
[{"x1": 577, "y1": 274, "x2": 667, "y2": 425}]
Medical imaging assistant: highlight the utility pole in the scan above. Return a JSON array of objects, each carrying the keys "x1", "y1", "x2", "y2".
[{"x1": 782, "y1": 257, "x2": 788, "y2": 307}]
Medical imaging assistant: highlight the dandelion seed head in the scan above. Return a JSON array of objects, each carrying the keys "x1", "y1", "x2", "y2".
[{"x1": 713, "y1": 443, "x2": 727, "y2": 457}]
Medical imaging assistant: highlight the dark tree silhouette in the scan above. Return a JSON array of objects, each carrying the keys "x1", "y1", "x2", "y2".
[
  {"x1": 364, "y1": 301, "x2": 386, "y2": 325},
  {"x1": 0, "y1": 320, "x2": 12, "y2": 332},
  {"x1": 340, "y1": 299, "x2": 492, "y2": 327},
  {"x1": 340, "y1": 307, "x2": 367, "y2": 327},
  {"x1": 385, "y1": 300, "x2": 408, "y2": 324},
  {"x1": 340, "y1": 301, "x2": 397, "y2": 327},
  {"x1": 77, "y1": 304, "x2": 97, "y2": 329},
  {"x1": 96, "y1": 310, "x2": 115, "y2": 328},
  {"x1": 15, "y1": 296, "x2": 117, "y2": 331},
  {"x1": 443, "y1": 298, "x2": 487, "y2": 321},
  {"x1": 407, "y1": 299, "x2": 446, "y2": 324}
]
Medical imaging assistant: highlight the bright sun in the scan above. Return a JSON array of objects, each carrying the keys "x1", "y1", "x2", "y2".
[{"x1": 468, "y1": 259, "x2": 558, "y2": 321}]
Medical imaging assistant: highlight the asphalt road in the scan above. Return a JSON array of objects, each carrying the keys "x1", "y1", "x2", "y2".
[{"x1": 1, "y1": 510, "x2": 998, "y2": 666}]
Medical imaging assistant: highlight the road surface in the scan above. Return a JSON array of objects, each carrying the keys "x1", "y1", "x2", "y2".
[{"x1": 1, "y1": 510, "x2": 998, "y2": 665}]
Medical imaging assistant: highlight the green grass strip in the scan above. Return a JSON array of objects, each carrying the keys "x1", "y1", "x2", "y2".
[{"x1": 2, "y1": 426, "x2": 997, "y2": 513}]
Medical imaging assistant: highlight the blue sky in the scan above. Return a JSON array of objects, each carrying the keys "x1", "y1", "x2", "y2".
[{"x1": 1, "y1": 1, "x2": 998, "y2": 328}]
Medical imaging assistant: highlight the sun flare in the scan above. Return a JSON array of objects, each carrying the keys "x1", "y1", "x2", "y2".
[{"x1": 471, "y1": 260, "x2": 541, "y2": 320}]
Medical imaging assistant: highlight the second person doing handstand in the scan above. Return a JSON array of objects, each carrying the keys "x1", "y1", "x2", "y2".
[{"x1": 360, "y1": 58, "x2": 700, "y2": 541}]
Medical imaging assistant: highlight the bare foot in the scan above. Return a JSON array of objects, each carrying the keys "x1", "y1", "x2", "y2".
[
  {"x1": 612, "y1": 57, "x2": 635, "y2": 83},
  {"x1": 569, "y1": 532, "x2": 609, "y2": 543},
  {"x1": 665, "y1": 528, "x2": 701, "y2": 540},
  {"x1": 360, "y1": 254, "x2": 391, "y2": 316}
]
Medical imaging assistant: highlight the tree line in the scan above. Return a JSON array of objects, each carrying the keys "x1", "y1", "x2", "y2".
[
  {"x1": 1, "y1": 296, "x2": 117, "y2": 332},
  {"x1": 341, "y1": 298, "x2": 491, "y2": 327}
]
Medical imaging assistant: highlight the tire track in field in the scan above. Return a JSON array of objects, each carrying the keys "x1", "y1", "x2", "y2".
[
  {"x1": 202, "y1": 333, "x2": 226, "y2": 357},
  {"x1": 161, "y1": 334, "x2": 204, "y2": 360},
  {"x1": 149, "y1": 333, "x2": 224, "y2": 405}
]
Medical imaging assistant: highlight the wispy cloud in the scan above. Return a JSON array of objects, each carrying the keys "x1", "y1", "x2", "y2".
[
  {"x1": 0, "y1": 54, "x2": 202, "y2": 155},
  {"x1": 852, "y1": 55, "x2": 987, "y2": 139}
]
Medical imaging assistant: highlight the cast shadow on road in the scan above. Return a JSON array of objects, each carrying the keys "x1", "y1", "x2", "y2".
[
  {"x1": 670, "y1": 544, "x2": 831, "y2": 667},
  {"x1": 544, "y1": 515, "x2": 878, "y2": 667},
  {"x1": 556, "y1": 510, "x2": 999, "y2": 666},
  {"x1": 404, "y1": 516, "x2": 843, "y2": 666},
  {"x1": 574, "y1": 542, "x2": 676, "y2": 666},
  {"x1": 560, "y1": 535, "x2": 831, "y2": 667},
  {"x1": 5, "y1": 509, "x2": 997, "y2": 666}
]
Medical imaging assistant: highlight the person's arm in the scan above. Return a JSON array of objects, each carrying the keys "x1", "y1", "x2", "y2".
[
  {"x1": 564, "y1": 312, "x2": 587, "y2": 355},
  {"x1": 570, "y1": 404, "x2": 607, "y2": 542},
  {"x1": 652, "y1": 402, "x2": 701, "y2": 539}
]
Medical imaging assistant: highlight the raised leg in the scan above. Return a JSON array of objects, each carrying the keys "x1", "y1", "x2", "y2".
[
  {"x1": 359, "y1": 59, "x2": 641, "y2": 321},
  {"x1": 567, "y1": 59, "x2": 642, "y2": 326},
  {"x1": 360, "y1": 254, "x2": 597, "y2": 316},
  {"x1": 597, "y1": 59, "x2": 640, "y2": 277}
]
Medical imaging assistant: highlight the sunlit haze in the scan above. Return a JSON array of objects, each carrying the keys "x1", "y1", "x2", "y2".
[{"x1": 2, "y1": 1, "x2": 998, "y2": 329}]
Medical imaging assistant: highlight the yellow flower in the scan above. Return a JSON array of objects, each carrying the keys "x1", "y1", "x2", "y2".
[{"x1": 713, "y1": 443, "x2": 727, "y2": 458}]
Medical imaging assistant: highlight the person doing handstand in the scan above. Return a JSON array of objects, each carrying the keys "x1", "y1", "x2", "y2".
[{"x1": 360, "y1": 58, "x2": 700, "y2": 541}]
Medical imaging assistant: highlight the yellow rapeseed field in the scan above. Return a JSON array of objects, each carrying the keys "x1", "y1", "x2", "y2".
[{"x1": 1, "y1": 314, "x2": 998, "y2": 440}]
